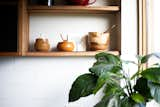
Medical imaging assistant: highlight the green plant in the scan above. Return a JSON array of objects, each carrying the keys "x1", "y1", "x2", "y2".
[{"x1": 68, "y1": 52, "x2": 160, "y2": 107}]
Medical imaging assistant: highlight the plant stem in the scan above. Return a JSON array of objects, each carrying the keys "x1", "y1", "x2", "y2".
[{"x1": 128, "y1": 80, "x2": 133, "y2": 94}]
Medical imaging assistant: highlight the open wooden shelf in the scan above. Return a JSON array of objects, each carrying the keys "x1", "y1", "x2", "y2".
[
  {"x1": 0, "y1": 52, "x2": 19, "y2": 56},
  {"x1": 28, "y1": 6, "x2": 120, "y2": 14},
  {"x1": 25, "y1": 51, "x2": 119, "y2": 57},
  {"x1": 0, "y1": 0, "x2": 121, "y2": 57}
]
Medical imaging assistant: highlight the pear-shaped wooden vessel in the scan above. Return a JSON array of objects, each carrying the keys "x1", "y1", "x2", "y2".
[{"x1": 34, "y1": 38, "x2": 50, "y2": 52}]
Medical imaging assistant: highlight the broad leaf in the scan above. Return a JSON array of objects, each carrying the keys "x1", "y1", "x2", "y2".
[
  {"x1": 141, "y1": 53, "x2": 160, "y2": 64},
  {"x1": 141, "y1": 54, "x2": 153, "y2": 64},
  {"x1": 93, "y1": 70, "x2": 122, "y2": 94},
  {"x1": 104, "y1": 81, "x2": 124, "y2": 97},
  {"x1": 131, "y1": 93, "x2": 145, "y2": 103},
  {"x1": 120, "y1": 96, "x2": 136, "y2": 107},
  {"x1": 148, "y1": 81, "x2": 160, "y2": 103},
  {"x1": 93, "y1": 72, "x2": 108, "y2": 94},
  {"x1": 131, "y1": 70, "x2": 141, "y2": 80},
  {"x1": 141, "y1": 67, "x2": 160, "y2": 83},
  {"x1": 120, "y1": 96, "x2": 146, "y2": 107},
  {"x1": 89, "y1": 64, "x2": 114, "y2": 76},
  {"x1": 134, "y1": 78, "x2": 152, "y2": 100},
  {"x1": 89, "y1": 64, "x2": 121, "y2": 77},
  {"x1": 69, "y1": 74, "x2": 97, "y2": 102},
  {"x1": 95, "y1": 52, "x2": 121, "y2": 65},
  {"x1": 94, "y1": 95, "x2": 119, "y2": 107},
  {"x1": 94, "y1": 72, "x2": 121, "y2": 94}
]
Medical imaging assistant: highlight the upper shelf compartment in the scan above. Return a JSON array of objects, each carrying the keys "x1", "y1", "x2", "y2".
[{"x1": 27, "y1": 6, "x2": 120, "y2": 14}]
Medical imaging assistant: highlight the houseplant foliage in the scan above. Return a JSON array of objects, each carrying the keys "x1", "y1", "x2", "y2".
[{"x1": 69, "y1": 52, "x2": 160, "y2": 107}]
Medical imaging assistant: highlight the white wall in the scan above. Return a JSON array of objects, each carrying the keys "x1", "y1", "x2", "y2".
[
  {"x1": 0, "y1": 57, "x2": 101, "y2": 107},
  {"x1": 0, "y1": 0, "x2": 139, "y2": 107},
  {"x1": 148, "y1": 0, "x2": 160, "y2": 53},
  {"x1": 29, "y1": 14, "x2": 118, "y2": 51}
]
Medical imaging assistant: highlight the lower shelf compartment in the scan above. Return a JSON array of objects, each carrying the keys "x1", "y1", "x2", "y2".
[{"x1": 25, "y1": 51, "x2": 119, "y2": 57}]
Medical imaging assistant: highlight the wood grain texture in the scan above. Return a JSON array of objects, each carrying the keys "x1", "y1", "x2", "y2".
[
  {"x1": 142, "y1": 0, "x2": 147, "y2": 56},
  {"x1": 28, "y1": 6, "x2": 120, "y2": 14},
  {"x1": 17, "y1": 0, "x2": 121, "y2": 57},
  {"x1": 138, "y1": 0, "x2": 147, "y2": 56},
  {"x1": 18, "y1": 0, "x2": 29, "y2": 56},
  {"x1": 0, "y1": 52, "x2": 19, "y2": 56},
  {"x1": 26, "y1": 51, "x2": 119, "y2": 57},
  {"x1": 138, "y1": 0, "x2": 143, "y2": 56}
]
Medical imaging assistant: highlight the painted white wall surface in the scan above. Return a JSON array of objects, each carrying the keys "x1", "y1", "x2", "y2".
[
  {"x1": 0, "y1": 0, "x2": 145, "y2": 107},
  {"x1": 0, "y1": 57, "x2": 101, "y2": 107},
  {"x1": 148, "y1": 0, "x2": 160, "y2": 53},
  {"x1": 121, "y1": 0, "x2": 138, "y2": 56},
  {"x1": 29, "y1": 14, "x2": 117, "y2": 52}
]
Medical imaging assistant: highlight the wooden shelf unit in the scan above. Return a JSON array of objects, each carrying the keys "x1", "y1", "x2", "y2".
[
  {"x1": 25, "y1": 51, "x2": 119, "y2": 57},
  {"x1": 0, "y1": 0, "x2": 121, "y2": 57},
  {"x1": 24, "y1": 0, "x2": 121, "y2": 57},
  {"x1": 28, "y1": 6, "x2": 120, "y2": 14}
]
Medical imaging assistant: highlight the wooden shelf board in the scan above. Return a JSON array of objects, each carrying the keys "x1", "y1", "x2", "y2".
[
  {"x1": 0, "y1": 52, "x2": 19, "y2": 56},
  {"x1": 28, "y1": 6, "x2": 120, "y2": 14},
  {"x1": 25, "y1": 51, "x2": 119, "y2": 57}
]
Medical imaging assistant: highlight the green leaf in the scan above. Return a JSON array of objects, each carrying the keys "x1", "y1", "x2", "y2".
[
  {"x1": 104, "y1": 81, "x2": 124, "y2": 97},
  {"x1": 69, "y1": 74, "x2": 97, "y2": 102},
  {"x1": 141, "y1": 54, "x2": 153, "y2": 64},
  {"x1": 95, "y1": 52, "x2": 121, "y2": 65},
  {"x1": 120, "y1": 96, "x2": 136, "y2": 107},
  {"x1": 89, "y1": 64, "x2": 121, "y2": 77},
  {"x1": 131, "y1": 71, "x2": 141, "y2": 80},
  {"x1": 141, "y1": 67, "x2": 160, "y2": 83},
  {"x1": 141, "y1": 53, "x2": 160, "y2": 64},
  {"x1": 92, "y1": 73, "x2": 108, "y2": 94},
  {"x1": 134, "y1": 78, "x2": 152, "y2": 100},
  {"x1": 93, "y1": 70, "x2": 122, "y2": 94},
  {"x1": 94, "y1": 95, "x2": 119, "y2": 107},
  {"x1": 90, "y1": 64, "x2": 113, "y2": 76},
  {"x1": 148, "y1": 81, "x2": 160, "y2": 103},
  {"x1": 131, "y1": 93, "x2": 145, "y2": 103}
]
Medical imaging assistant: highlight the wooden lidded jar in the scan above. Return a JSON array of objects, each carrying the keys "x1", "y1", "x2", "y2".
[
  {"x1": 88, "y1": 32, "x2": 110, "y2": 51},
  {"x1": 34, "y1": 38, "x2": 50, "y2": 52}
]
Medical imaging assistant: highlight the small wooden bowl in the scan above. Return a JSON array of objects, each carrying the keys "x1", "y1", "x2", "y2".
[{"x1": 57, "y1": 40, "x2": 74, "y2": 52}]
